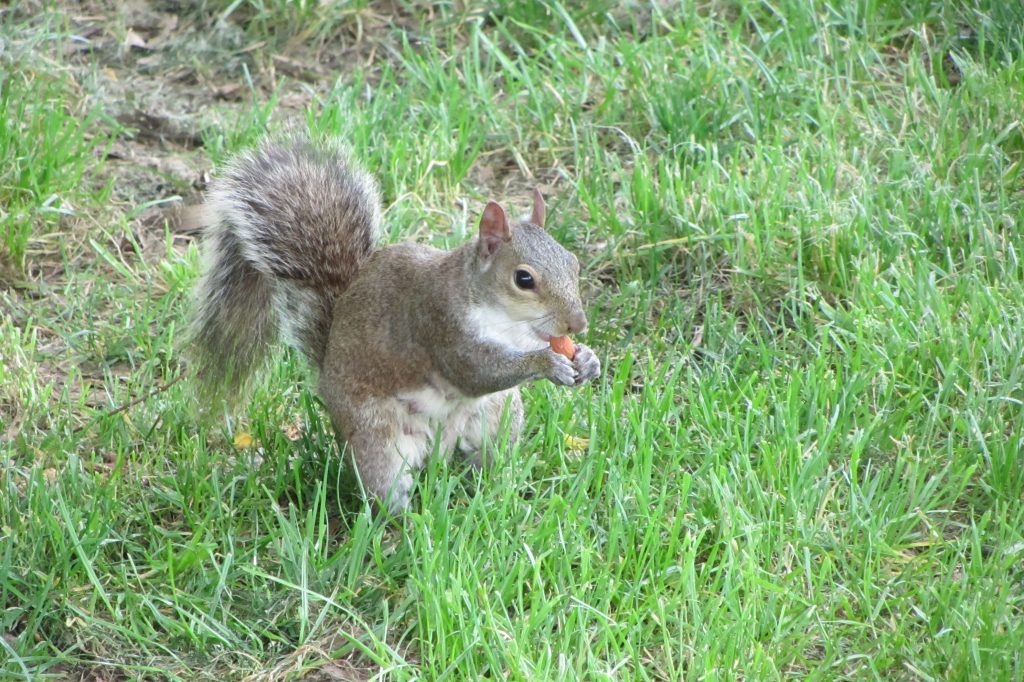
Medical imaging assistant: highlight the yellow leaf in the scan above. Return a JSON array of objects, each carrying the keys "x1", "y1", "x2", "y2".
[
  {"x1": 233, "y1": 432, "x2": 255, "y2": 449},
  {"x1": 564, "y1": 435, "x2": 590, "y2": 452}
]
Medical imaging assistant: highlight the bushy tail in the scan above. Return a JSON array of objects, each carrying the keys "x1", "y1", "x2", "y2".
[{"x1": 187, "y1": 133, "x2": 381, "y2": 404}]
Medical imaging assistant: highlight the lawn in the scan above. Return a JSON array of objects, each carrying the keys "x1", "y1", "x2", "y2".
[{"x1": 2, "y1": 1, "x2": 1023, "y2": 679}]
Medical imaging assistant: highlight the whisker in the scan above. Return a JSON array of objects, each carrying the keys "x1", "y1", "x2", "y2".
[{"x1": 492, "y1": 312, "x2": 555, "y2": 331}]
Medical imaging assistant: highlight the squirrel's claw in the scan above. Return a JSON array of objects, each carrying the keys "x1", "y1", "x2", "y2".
[
  {"x1": 544, "y1": 351, "x2": 577, "y2": 387},
  {"x1": 571, "y1": 344, "x2": 601, "y2": 386}
]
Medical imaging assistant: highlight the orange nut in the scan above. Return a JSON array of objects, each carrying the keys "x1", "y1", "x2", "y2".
[{"x1": 549, "y1": 335, "x2": 576, "y2": 360}]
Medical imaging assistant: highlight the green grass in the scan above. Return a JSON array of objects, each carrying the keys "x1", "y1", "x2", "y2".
[
  {"x1": 2, "y1": 0, "x2": 1023, "y2": 679},
  {"x1": 0, "y1": 61, "x2": 114, "y2": 269}
]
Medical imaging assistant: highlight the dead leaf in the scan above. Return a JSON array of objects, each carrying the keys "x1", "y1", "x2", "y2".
[
  {"x1": 124, "y1": 30, "x2": 147, "y2": 50},
  {"x1": 164, "y1": 204, "x2": 210, "y2": 235},
  {"x1": 213, "y1": 82, "x2": 243, "y2": 101}
]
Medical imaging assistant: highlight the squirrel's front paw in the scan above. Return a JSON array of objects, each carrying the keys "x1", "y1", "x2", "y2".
[
  {"x1": 543, "y1": 350, "x2": 577, "y2": 387},
  {"x1": 572, "y1": 344, "x2": 601, "y2": 386}
]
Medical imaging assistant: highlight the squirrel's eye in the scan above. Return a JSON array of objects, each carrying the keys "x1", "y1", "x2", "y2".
[{"x1": 514, "y1": 269, "x2": 535, "y2": 290}]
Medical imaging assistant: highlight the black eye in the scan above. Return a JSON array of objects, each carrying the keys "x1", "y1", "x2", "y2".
[{"x1": 514, "y1": 269, "x2": 535, "y2": 290}]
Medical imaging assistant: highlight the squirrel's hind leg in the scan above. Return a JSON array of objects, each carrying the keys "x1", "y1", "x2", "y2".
[
  {"x1": 343, "y1": 406, "x2": 431, "y2": 514},
  {"x1": 455, "y1": 389, "x2": 524, "y2": 470}
]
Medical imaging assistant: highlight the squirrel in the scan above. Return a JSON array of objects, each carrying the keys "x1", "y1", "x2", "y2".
[{"x1": 187, "y1": 133, "x2": 601, "y2": 512}]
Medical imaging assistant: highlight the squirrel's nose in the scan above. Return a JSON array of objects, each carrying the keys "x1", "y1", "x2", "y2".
[{"x1": 567, "y1": 310, "x2": 588, "y2": 335}]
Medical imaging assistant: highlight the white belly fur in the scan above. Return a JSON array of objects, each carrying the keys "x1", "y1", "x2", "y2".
[{"x1": 390, "y1": 375, "x2": 487, "y2": 466}]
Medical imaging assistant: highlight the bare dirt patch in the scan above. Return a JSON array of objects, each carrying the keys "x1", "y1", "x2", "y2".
[{"x1": 46, "y1": 0, "x2": 405, "y2": 253}]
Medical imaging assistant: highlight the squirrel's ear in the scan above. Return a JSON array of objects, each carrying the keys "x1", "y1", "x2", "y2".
[
  {"x1": 530, "y1": 188, "x2": 546, "y2": 228},
  {"x1": 478, "y1": 201, "x2": 511, "y2": 257}
]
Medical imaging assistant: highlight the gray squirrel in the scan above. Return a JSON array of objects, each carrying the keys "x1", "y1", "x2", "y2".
[{"x1": 188, "y1": 133, "x2": 601, "y2": 512}]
